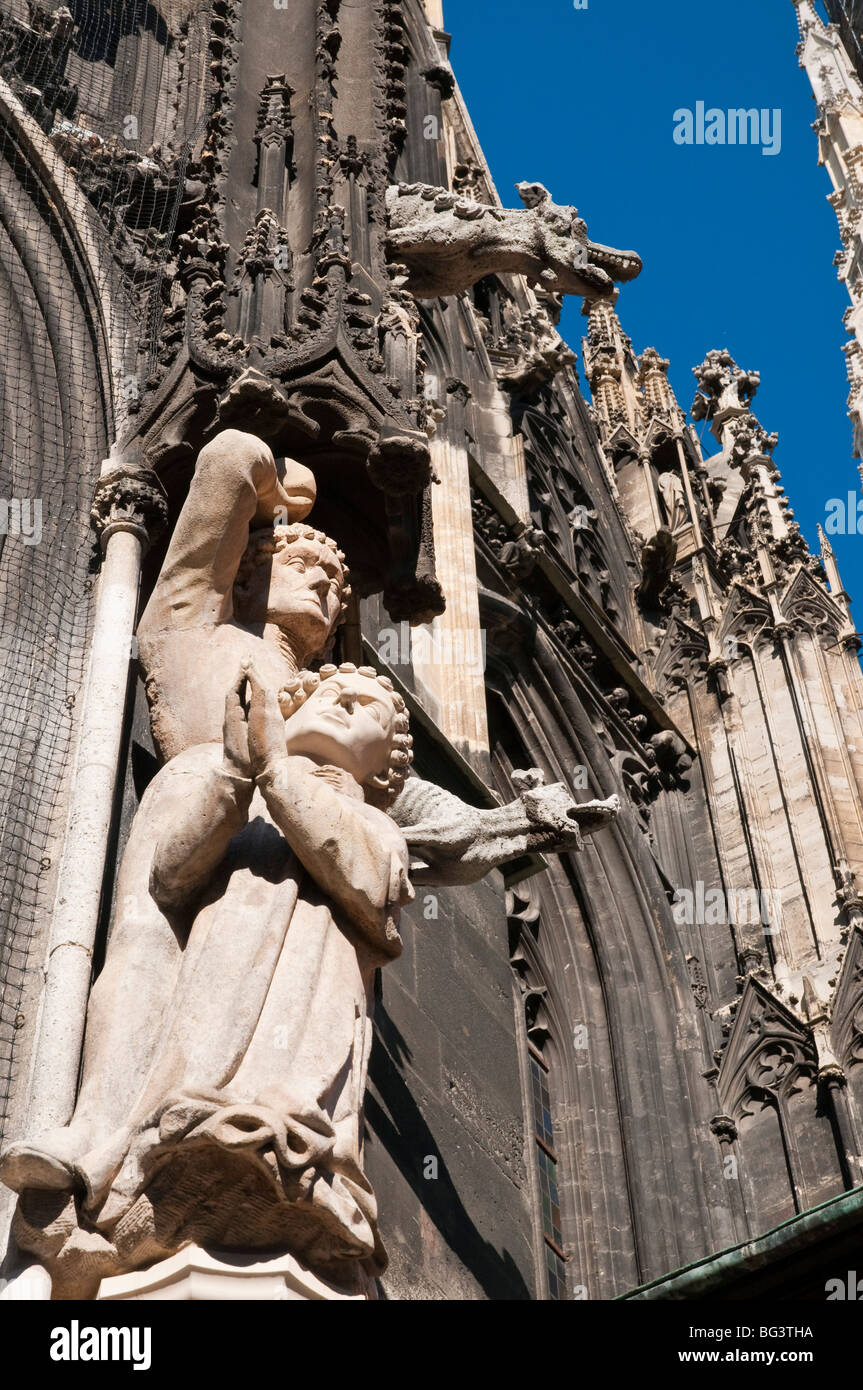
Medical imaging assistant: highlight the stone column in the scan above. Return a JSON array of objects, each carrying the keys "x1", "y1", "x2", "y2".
[
  {"x1": 411, "y1": 381, "x2": 490, "y2": 765},
  {"x1": 709, "y1": 1114, "x2": 750, "y2": 1243},
  {"x1": 820, "y1": 1066, "x2": 863, "y2": 1189},
  {"x1": 22, "y1": 462, "x2": 166, "y2": 1136}
]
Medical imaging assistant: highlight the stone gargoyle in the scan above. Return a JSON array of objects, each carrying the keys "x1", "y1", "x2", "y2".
[{"x1": 386, "y1": 180, "x2": 642, "y2": 300}]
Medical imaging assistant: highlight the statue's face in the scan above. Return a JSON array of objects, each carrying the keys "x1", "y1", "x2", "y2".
[
  {"x1": 236, "y1": 537, "x2": 345, "y2": 661},
  {"x1": 284, "y1": 674, "x2": 396, "y2": 786}
]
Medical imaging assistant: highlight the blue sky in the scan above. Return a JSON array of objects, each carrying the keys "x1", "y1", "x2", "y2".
[{"x1": 444, "y1": 0, "x2": 863, "y2": 610}]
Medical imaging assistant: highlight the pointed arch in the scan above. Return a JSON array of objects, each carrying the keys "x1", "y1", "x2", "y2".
[{"x1": 0, "y1": 77, "x2": 127, "y2": 1148}]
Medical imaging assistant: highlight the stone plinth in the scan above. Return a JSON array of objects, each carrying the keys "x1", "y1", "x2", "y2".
[{"x1": 97, "y1": 1247, "x2": 369, "y2": 1301}]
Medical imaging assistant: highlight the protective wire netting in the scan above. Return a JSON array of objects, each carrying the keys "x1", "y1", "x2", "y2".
[{"x1": 0, "y1": 0, "x2": 194, "y2": 1145}]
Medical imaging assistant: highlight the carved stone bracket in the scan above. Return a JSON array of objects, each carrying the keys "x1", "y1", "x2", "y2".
[
  {"x1": 709, "y1": 1114, "x2": 739, "y2": 1144},
  {"x1": 97, "y1": 1245, "x2": 367, "y2": 1302}
]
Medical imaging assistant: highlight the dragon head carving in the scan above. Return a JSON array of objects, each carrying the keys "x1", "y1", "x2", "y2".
[{"x1": 386, "y1": 180, "x2": 642, "y2": 301}]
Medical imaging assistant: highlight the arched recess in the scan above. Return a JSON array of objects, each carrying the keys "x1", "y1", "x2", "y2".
[
  {"x1": 718, "y1": 981, "x2": 847, "y2": 1233},
  {"x1": 0, "y1": 78, "x2": 125, "y2": 1150},
  {"x1": 481, "y1": 596, "x2": 733, "y2": 1294}
]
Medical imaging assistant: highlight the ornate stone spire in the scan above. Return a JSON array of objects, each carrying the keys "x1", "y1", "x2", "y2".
[
  {"x1": 693, "y1": 349, "x2": 803, "y2": 552},
  {"x1": 582, "y1": 299, "x2": 684, "y2": 448},
  {"x1": 582, "y1": 297, "x2": 634, "y2": 436},
  {"x1": 793, "y1": 0, "x2": 828, "y2": 39},
  {"x1": 819, "y1": 522, "x2": 857, "y2": 635},
  {"x1": 793, "y1": 0, "x2": 863, "y2": 460},
  {"x1": 793, "y1": 0, "x2": 863, "y2": 109}
]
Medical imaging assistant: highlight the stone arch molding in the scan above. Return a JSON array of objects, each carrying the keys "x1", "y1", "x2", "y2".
[
  {"x1": 0, "y1": 74, "x2": 134, "y2": 433},
  {"x1": 0, "y1": 75, "x2": 131, "y2": 1169}
]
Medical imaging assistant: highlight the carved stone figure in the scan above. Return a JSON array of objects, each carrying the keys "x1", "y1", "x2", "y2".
[
  {"x1": 131, "y1": 427, "x2": 607, "y2": 879},
  {"x1": 3, "y1": 661, "x2": 414, "y2": 1296},
  {"x1": 0, "y1": 427, "x2": 618, "y2": 1298},
  {"x1": 657, "y1": 470, "x2": 686, "y2": 532},
  {"x1": 386, "y1": 180, "x2": 643, "y2": 300},
  {"x1": 136, "y1": 428, "x2": 347, "y2": 761}
]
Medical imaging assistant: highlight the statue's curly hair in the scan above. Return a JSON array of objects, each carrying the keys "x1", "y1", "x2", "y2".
[
  {"x1": 234, "y1": 524, "x2": 352, "y2": 628},
  {"x1": 278, "y1": 661, "x2": 413, "y2": 809}
]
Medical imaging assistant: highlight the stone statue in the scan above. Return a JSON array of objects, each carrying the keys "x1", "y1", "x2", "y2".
[
  {"x1": 131, "y1": 425, "x2": 617, "y2": 883},
  {"x1": 135, "y1": 427, "x2": 347, "y2": 761},
  {"x1": 0, "y1": 428, "x2": 618, "y2": 1298},
  {"x1": 4, "y1": 660, "x2": 414, "y2": 1297},
  {"x1": 657, "y1": 471, "x2": 686, "y2": 532}
]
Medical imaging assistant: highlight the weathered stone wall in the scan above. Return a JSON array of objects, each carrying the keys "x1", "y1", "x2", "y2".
[
  {"x1": 368, "y1": 874, "x2": 535, "y2": 1300},
  {"x1": 2, "y1": 0, "x2": 863, "y2": 1300}
]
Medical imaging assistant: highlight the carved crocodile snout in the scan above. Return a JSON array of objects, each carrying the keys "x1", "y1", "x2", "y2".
[{"x1": 586, "y1": 239, "x2": 643, "y2": 284}]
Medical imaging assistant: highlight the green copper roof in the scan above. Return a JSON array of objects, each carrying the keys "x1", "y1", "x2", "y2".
[{"x1": 621, "y1": 1186, "x2": 863, "y2": 1300}]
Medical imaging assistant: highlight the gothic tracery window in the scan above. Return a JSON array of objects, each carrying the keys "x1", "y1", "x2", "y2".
[{"x1": 527, "y1": 1034, "x2": 567, "y2": 1299}]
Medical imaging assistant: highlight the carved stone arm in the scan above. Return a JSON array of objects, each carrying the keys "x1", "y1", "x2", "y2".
[
  {"x1": 391, "y1": 771, "x2": 620, "y2": 887},
  {"x1": 137, "y1": 428, "x2": 305, "y2": 638},
  {"x1": 150, "y1": 757, "x2": 255, "y2": 911},
  {"x1": 257, "y1": 756, "x2": 412, "y2": 956}
]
